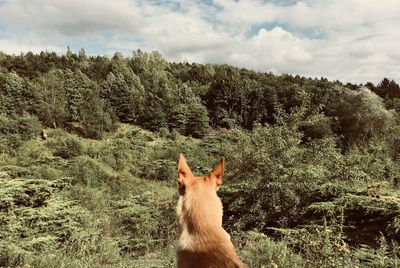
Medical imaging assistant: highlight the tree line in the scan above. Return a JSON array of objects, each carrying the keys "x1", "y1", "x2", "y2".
[{"x1": 1, "y1": 48, "x2": 400, "y2": 152}]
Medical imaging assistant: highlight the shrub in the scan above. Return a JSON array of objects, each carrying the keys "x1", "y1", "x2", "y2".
[
  {"x1": 96, "y1": 138, "x2": 133, "y2": 172},
  {"x1": 220, "y1": 125, "x2": 341, "y2": 231},
  {"x1": 0, "y1": 113, "x2": 42, "y2": 141},
  {"x1": 0, "y1": 176, "x2": 90, "y2": 267},
  {"x1": 113, "y1": 182, "x2": 176, "y2": 256},
  {"x1": 142, "y1": 159, "x2": 176, "y2": 181},
  {"x1": 241, "y1": 232, "x2": 303, "y2": 267},
  {"x1": 47, "y1": 133, "x2": 84, "y2": 159},
  {"x1": 70, "y1": 156, "x2": 119, "y2": 187},
  {"x1": 16, "y1": 140, "x2": 52, "y2": 166}
]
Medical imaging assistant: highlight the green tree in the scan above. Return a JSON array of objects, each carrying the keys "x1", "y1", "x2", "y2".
[
  {"x1": 101, "y1": 53, "x2": 145, "y2": 123},
  {"x1": 205, "y1": 66, "x2": 248, "y2": 128},
  {"x1": 79, "y1": 85, "x2": 115, "y2": 139},
  {"x1": 86, "y1": 55, "x2": 111, "y2": 81},
  {"x1": 185, "y1": 102, "x2": 210, "y2": 138},
  {"x1": 35, "y1": 69, "x2": 68, "y2": 128},
  {"x1": 63, "y1": 69, "x2": 88, "y2": 121},
  {"x1": 63, "y1": 69, "x2": 115, "y2": 138},
  {"x1": 130, "y1": 50, "x2": 173, "y2": 131},
  {"x1": 0, "y1": 113, "x2": 41, "y2": 140},
  {"x1": 130, "y1": 49, "x2": 168, "y2": 86},
  {"x1": 374, "y1": 78, "x2": 400, "y2": 99},
  {"x1": 328, "y1": 86, "x2": 395, "y2": 147},
  {"x1": 0, "y1": 71, "x2": 38, "y2": 115},
  {"x1": 59, "y1": 46, "x2": 80, "y2": 71},
  {"x1": 168, "y1": 104, "x2": 188, "y2": 134},
  {"x1": 78, "y1": 48, "x2": 89, "y2": 70},
  {"x1": 166, "y1": 83, "x2": 210, "y2": 137}
]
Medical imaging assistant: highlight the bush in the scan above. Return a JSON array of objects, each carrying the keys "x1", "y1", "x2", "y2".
[
  {"x1": 16, "y1": 140, "x2": 52, "y2": 165},
  {"x1": 0, "y1": 113, "x2": 42, "y2": 141},
  {"x1": 220, "y1": 125, "x2": 342, "y2": 231},
  {"x1": 340, "y1": 140, "x2": 399, "y2": 182},
  {"x1": 96, "y1": 138, "x2": 133, "y2": 172},
  {"x1": 241, "y1": 232, "x2": 303, "y2": 268},
  {"x1": 46, "y1": 133, "x2": 84, "y2": 159},
  {"x1": 0, "y1": 135, "x2": 22, "y2": 155},
  {"x1": 113, "y1": 181, "x2": 176, "y2": 256},
  {"x1": 70, "y1": 156, "x2": 120, "y2": 187},
  {"x1": 142, "y1": 159, "x2": 176, "y2": 181},
  {"x1": 0, "y1": 176, "x2": 90, "y2": 267}
]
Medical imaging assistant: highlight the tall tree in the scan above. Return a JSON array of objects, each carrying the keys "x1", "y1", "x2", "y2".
[
  {"x1": 374, "y1": 78, "x2": 400, "y2": 99},
  {"x1": 35, "y1": 69, "x2": 68, "y2": 128},
  {"x1": 205, "y1": 66, "x2": 249, "y2": 128},
  {"x1": 99, "y1": 52, "x2": 145, "y2": 123},
  {"x1": 101, "y1": 71, "x2": 144, "y2": 123},
  {"x1": 0, "y1": 71, "x2": 38, "y2": 115}
]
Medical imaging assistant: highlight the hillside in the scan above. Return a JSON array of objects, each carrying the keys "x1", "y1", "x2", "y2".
[{"x1": 1, "y1": 49, "x2": 400, "y2": 267}]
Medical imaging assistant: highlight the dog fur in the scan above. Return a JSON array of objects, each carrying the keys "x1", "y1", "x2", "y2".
[{"x1": 176, "y1": 154, "x2": 247, "y2": 268}]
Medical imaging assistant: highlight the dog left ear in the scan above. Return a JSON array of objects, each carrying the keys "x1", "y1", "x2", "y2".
[
  {"x1": 178, "y1": 153, "x2": 192, "y2": 186},
  {"x1": 210, "y1": 157, "x2": 224, "y2": 186}
]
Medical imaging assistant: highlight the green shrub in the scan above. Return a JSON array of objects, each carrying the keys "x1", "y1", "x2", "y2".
[
  {"x1": 0, "y1": 176, "x2": 90, "y2": 267},
  {"x1": 16, "y1": 140, "x2": 52, "y2": 165},
  {"x1": 220, "y1": 125, "x2": 342, "y2": 231},
  {"x1": 0, "y1": 113, "x2": 42, "y2": 156},
  {"x1": 0, "y1": 134, "x2": 22, "y2": 155},
  {"x1": 0, "y1": 113, "x2": 42, "y2": 141},
  {"x1": 340, "y1": 140, "x2": 399, "y2": 182},
  {"x1": 46, "y1": 133, "x2": 84, "y2": 159},
  {"x1": 70, "y1": 156, "x2": 120, "y2": 187},
  {"x1": 16, "y1": 113, "x2": 42, "y2": 140},
  {"x1": 33, "y1": 165, "x2": 64, "y2": 181},
  {"x1": 113, "y1": 182, "x2": 176, "y2": 256},
  {"x1": 241, "y1": 232, "x2": 303, "y2": 268},
  {"x1": 157, "y1": 127, "x2": 170, "y2": 138},
  {"x1": 96, "y1": 138, "x2": 133, "y2": 172},
  {"x1": 142, "y1": 159, "x2": 176, "y2": 181},
  {"x1": 353, "y1": 236, "x2": 400, "y2": 268},
  {"x1": 0, "y1": 153, "x2": 16, "y2": 166}
]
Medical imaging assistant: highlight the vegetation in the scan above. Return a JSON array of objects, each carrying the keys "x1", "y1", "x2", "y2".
[{"x1": 1, "y1": 48, "x2": 400, "y2": 267}]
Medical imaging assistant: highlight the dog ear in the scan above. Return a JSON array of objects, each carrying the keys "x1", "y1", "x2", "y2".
[
  {"x1": 210, "y1": 157, "x2": 224, "y2": 186},
  {"x1": 178, "y1": 153, "x2": 192, "y2": 186}
]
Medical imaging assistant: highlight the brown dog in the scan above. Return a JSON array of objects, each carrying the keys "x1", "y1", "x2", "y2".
[{"x1": 176, "y1": 154, "x2": 247, "y2": 268}]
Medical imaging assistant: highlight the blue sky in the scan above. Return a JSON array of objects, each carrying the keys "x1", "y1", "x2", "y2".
[{"x1": 0, "y1": 0, "x2": 399, "y2": 83}]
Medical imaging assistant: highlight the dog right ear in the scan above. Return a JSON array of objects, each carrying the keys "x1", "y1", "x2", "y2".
[{"x1": 178, "y1": 153, "x2": 192, "y2": 188}]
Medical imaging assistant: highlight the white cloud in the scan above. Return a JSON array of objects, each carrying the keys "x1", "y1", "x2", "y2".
[
  {"x1": 215, "y1": 0, "x2": 400, "y2": 36},
  {"x1": 0, "y1": 39, "x2": 62, "y2": 54},
  {"x1": 142, "y1": 14, "x2": 229, "y2": 54},
  {"x1": 212, "y1": 0, "x2": 400, "y2": 83},
  {"x1": 0, "y1": 0, "x2": 399, "y2": 83},
  {"x1": 212, "y1": 27, "x2": 314, "y2": 75},
  {"x1": 0, "y1": 0, "x2": 141, "y2": 39}
]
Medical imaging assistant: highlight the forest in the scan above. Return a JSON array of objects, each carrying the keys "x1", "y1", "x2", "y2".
[{"x1": 1, "y1": 48, "x2": 400, "y2": 267}]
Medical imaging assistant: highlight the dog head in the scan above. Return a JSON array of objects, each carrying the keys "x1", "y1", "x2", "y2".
[{"x1": 177, "y1": 153, "x2": 224, "y2": 196}]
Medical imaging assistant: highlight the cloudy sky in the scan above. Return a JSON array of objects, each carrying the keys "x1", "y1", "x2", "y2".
[{"x1": 0, "y1": 0, "x2": 399, "y2": 83}]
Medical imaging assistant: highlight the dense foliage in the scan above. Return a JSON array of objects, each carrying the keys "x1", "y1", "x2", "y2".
[{"x1": 1, "y1": 49, "x2": 400, "y2": 267}]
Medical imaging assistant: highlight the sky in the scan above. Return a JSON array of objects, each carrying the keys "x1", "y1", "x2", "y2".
[{"x1": 0, "y1": 0, "x2": 399, "y2": 84}]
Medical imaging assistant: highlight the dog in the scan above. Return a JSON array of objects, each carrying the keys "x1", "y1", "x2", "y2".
[
  {"x1": 176, "y1": 154, "x2": 247, "y2": 268},
  {"x1": 41, "y1": 129, "x2": 48, "y2": 140}
]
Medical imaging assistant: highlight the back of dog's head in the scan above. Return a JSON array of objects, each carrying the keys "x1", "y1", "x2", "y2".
[
  {"x1": 176, "y1": 154, "x2": 248, "y2": 268},
  {"x1": 177, "y1": 154, "x2": 225, "y2": 229},
  {"x1": 177, "y1": 154, "x2": 224, "y2": 195}
]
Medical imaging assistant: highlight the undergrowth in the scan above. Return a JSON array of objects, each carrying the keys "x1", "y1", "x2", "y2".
[{"x1": 1, "y1": 125, "x2": 400, "y2": 267}]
